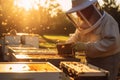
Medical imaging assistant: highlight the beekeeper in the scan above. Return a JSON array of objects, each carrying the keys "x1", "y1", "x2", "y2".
[{"x1": 65, "y1": 0, "x2": 120, "y2": 80}]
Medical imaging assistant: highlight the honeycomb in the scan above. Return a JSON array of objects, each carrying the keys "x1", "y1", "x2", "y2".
[{"x1": 60, "y1": 62, "x2": 106, "y2": 75}]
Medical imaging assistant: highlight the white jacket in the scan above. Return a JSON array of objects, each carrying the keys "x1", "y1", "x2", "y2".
[{"x1": 67, "y1": 11, "x2": 120, "y2": 58}]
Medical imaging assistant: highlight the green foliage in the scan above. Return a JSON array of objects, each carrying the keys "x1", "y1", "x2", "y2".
[
  {"x1": 39, "y1": 35, "x2": 69, "y2": 48},
  {"x1": 102, "y1": 0, "x2": 120, "y2": 32},
  {"x1": 0, "y1": 0, "x2": 75, "y2": 37},
  {"x1": 43, "y1": 12, "x2": 75, "y2": 35}
]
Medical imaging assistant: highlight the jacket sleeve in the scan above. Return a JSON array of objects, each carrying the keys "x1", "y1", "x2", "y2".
[
  {"x1": 66, "y1": 29, "x2": 81, "y2": 43},
  {"x1": 85, "y1": 14, "x2": 120, "y2": 58}
]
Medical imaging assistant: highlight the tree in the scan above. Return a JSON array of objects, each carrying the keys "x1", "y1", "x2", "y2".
[
  {"x1": 101, "y1": 0, "x2": 120, "y2": 32},
  {"x1": 0, "y1": 0, "x2": 74, "y2": 37}
]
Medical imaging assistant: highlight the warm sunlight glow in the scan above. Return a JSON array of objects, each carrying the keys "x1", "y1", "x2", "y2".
[
  {"x1": 57, "y1": 0, "x2": 72, "y2": 11},
  {"x1": 14, "y1": 0, "x2": 40, "y2": 11},
  {"x1": 14, "y1": 0, "x2": 72, "y2": 11},
  {"x1": 98, "y1": 0, "x2": 104, "y2": 6},
  {"x1": 16, "y1": 55, "x2": 28, "y2": 59},
  {"x1": 115, "y1": 0, "x2": 120, "y2": 5}
]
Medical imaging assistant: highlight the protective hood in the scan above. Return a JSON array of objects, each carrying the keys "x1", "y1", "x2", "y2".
[{"x1": 66, "y1": 0, "x2": 97, "y2": 13}]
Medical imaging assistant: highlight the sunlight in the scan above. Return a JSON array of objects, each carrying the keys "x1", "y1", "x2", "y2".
[
  {"x1": 115, "y1": 0, "x2": 120, "y2": 5},
  {"x1": 14, "y1": 0, "x2": 40, "y2": 11},
  {"x1": 14, "y1": 0, "x2": 71, "y2": 11},
  {"x1": 98, "y1": 0, "x2": 104, "y2": 6},
  {"x1": 57, "y1": 0, "x2": 72, "y2": 11}
]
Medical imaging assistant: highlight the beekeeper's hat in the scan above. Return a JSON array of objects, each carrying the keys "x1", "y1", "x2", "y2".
[{"x1": 67, "y1": 0, "x2": 97, "y2": 13}]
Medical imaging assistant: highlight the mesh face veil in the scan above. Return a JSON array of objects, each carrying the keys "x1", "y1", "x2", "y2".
[
  {"x1": 66, "y1": 3, "x2": 102, "y2": 30},
  {"x1": 66, "y1": 11, "x2": 86, "y2": 29}
]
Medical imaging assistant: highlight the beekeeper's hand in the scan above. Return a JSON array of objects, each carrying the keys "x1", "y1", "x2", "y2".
[{"x1": 72, "y1": 42, "x2": 86, "y2": 52}]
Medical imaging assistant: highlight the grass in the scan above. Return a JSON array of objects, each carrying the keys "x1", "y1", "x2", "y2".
[
  {"x1": 44, "y1": 35, "x2": 69, "y2": 41},
  {"x1": 39, "y1": 35, "x2": 69, "y2": 48}
]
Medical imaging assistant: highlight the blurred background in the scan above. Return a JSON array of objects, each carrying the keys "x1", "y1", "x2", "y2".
[{"x1": 0, "y1": 0, "x2": 120, "y2": 48}]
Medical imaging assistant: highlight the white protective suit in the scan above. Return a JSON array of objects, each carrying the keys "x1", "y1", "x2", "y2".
[
  {"x1": 67, "y1": 11, "x2": 120, "y2": 58},
  {"x1": 67, "y1": 11, "x2": 120, "y2": 80}
]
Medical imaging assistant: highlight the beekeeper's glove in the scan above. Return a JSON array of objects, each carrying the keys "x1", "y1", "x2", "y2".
[{"x1": 72, "y1": 42, "x2": 86, "y2": 52}]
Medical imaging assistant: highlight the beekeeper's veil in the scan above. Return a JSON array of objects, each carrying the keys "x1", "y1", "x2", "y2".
[{"x1": 66, "y1": 0, "x2": 103, "y2": 29}]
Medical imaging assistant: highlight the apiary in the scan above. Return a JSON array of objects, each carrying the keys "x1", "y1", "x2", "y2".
[
  {"x1": 4, "y1": 35, "x2": 21, "y2": 45},
  {"x1": 10, "y1": 52, "x2": 80, "y2": 67},
  {"x1": 3, "y1": 33, "x2": 40, "y2": 61},
  {"x1": 60, "y1": 61, "x2": 109, "y2": 80},
  {"x1": 0, "y1": 62, "x2": 70, "y2": 80},
  {"x1": 20, "y1": 34, "x2": 39, "y2": 48},
  {"x1": 7, "y1": 46, "x2": 80, "y2": 67}
]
